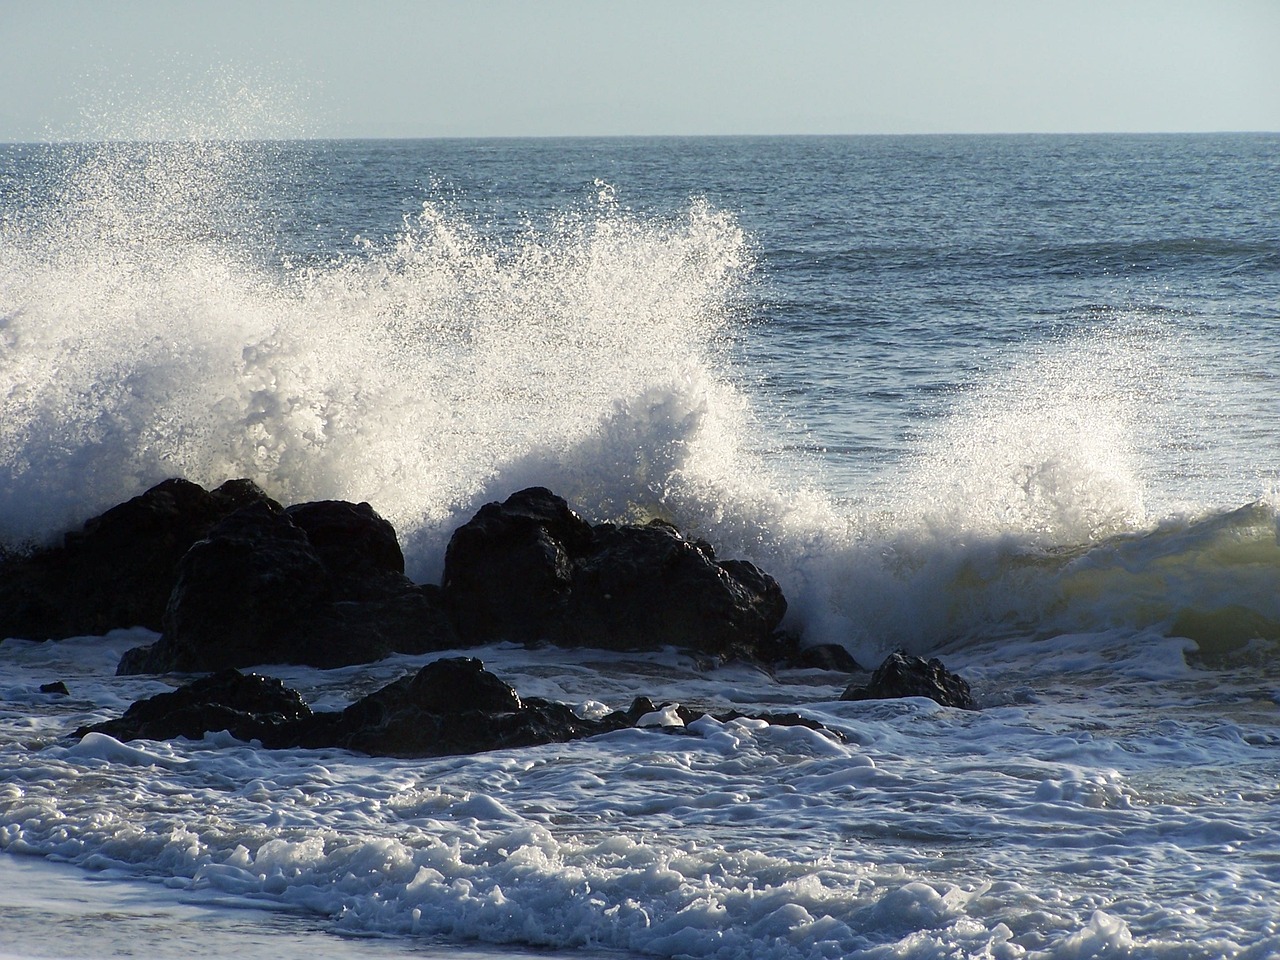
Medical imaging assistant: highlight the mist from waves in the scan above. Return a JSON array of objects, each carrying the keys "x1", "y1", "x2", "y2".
[{"x1": 2, "y1": 134, "x2": 1277, "y2": 665}]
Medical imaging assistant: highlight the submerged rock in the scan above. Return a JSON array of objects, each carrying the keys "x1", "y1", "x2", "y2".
[
  {"x1": 0, "y1": 478, "x2": 274, "y2": 640},
  {"x1": 78, "y1": 658, "x2": 844, "y2": 758},
  {"x1": 841, "y1": 651, "x2": 978, "y2": 710}
]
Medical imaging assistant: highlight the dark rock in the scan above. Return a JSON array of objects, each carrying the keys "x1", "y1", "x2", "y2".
[
  {"x1": 0, "y1": 478, "x2": 276, "y2": 640},
  {"x1": 119, "y1": 501, "x2": 457, "y2": 675},
  {"x1": 284, "y1": 500, "x2": 405, "y2": 582},
  {"x1": 442, "y1": 487, "x2": 593, "y2": 644},
  {"x1": 744, "y1": 635, "x2": 862, "y2": 672},
  {"x1": 792, "y1": 643, "x2": 863, "y2": 672},
  {"x1": 79, "y1": 659, "x2": 844, "y2": 758},
  {"x1": 155, "y1": 502, "x2": 332, "y2": 671},
  {"x1": 39, "y1": 681, "x2": 70, "y2": 696},
  {"x1": 442, "y1": 489, "x2": 788, "y2": 659},
  {"x1": 323, "y1": 657, "x2": 601, "y2": 757},
  {"x1": 563, "y1": 520, "x2": 787, "y2": 657},
  {"x1": 841, "y1": 651, "x2": 977, "y2": 710},
  {"x1": 78, "y1": 669, "x2": 313, "y2": 745}
]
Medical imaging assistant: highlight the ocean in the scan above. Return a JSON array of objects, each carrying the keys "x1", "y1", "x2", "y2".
[{"x1": 1, "y1": 132, "x2": 1278, "y2": 959}]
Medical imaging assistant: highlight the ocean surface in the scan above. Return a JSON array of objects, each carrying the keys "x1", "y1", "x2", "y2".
[{"x1": 1, "y1": 132, "x2": 1278, "y2": 959}]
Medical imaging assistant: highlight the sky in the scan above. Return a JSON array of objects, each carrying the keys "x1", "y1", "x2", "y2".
[{"x1": 1, "y1": 0, "x2": 1277, "y2": 141}]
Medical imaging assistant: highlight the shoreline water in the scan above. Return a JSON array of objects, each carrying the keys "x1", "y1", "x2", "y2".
[
  {"x1": 3, "y1": 133, "x2": 1279, "y2": 958},
  {"x1": 0, "y1": 853, "x2": 637, "y2": 960}
]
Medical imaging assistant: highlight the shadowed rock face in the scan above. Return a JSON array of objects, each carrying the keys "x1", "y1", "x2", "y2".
[
  {"x1": 118, "y1": 499, "x2": 457, "y2": 675},
  {"x1": 443, "y1": 487, "x2": 788, "y2": 658},
  {"x1": 0, "y1": 478, "x2": 274, "y2": 640},
  {"x1": 78, "y1": 658, "x2": 844, "y2": 759},
  {"x1": 841, "y1": 651, "x2": 978, "y2": 710},
  {"x1": 79, "y1": 669, "x2": 314, "y2": 744},
  {"x1": 441, "y1": 487, "x2": 593, "y2": 644},
  {"x1": 4, "y1": 479, "x2": 794, "y2": 674}
]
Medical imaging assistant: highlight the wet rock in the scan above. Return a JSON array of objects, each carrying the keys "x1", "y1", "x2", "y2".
[
  {"x1": 0, "y1": 478, "x2": 275, "y2": 640},
  {"x1": 118, "y1": 500, "x2": 456, "y2": 674},
  {"x1": 321, "y1": 657, "x2": 607, "y2": 757},
  {"x1": 443, "y1": 488, "x2": 787, "y2": 659},
  {"x1": 78, "y1": 669, "x2": 313, "y2": 745},
  {"x1": 442, "y1": 487, "x2": 593, "y2": 644},
  {"x1": 79, "y1": 659, "x2": 843, "y2": 758},
  {"x1": 564, "y1": 520, "x2": 787, "y2": 657},
  {"x1": 791, "y1": 643, "x2": 863, "y2": 672},
  {"x1": 750, "y1": 635, "x2": 863, "y2": 672},
  {"x1": 39, "y1": 681, "x2": 70, "y2": 696},
  {"x1": 284, "y1": 500, "x2": 405, "y2": 585},
  {"x1": 841, "y1": 651, "x2": 977, "y2": 710}
]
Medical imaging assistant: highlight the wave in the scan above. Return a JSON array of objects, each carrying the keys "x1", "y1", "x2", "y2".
[
  {"x1": 3, "y1": 139, "x2": 1277, "y2": 664},
  {"x1": 0, "y1": 139, "x2": 757, "y2": 557}
]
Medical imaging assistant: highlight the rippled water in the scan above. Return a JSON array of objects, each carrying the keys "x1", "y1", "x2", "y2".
[{"x1": 2, "y1": 132, "x2": 1279, "y2": 958}]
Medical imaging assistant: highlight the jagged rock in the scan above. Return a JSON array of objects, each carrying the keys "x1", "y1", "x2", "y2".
[
  {"x1": 442, "y1": 487, "x2": 593, "y2": 644},
  {"x1": 563, "y1": 520, "x2": 787, "y2": 656},
  {"x1": 284, "y1": 500, "x2": 405, "y2": 585},
  {"x1": 78, "y1": 658, "x2": 843, "y2": 758},
  {"x1": 0, "y1": 478, "x2": 275, "y2": 640},
  {"x1": 118, "y1": 500, "x2": 456, "y2": 674},
  {"x1": 443, "y1": 488, "x2": 787, "y2": 658},
  {"x1": 791, "y1": 643, "x2": 863, "y2": 672},
  {"x1": 841, "y1": 651, "x2": 977, "y2": 710},
  {"x1": 12, "y1": 479, "x2": 791, "y2": 673},
  {"x1": 321, "y1": 657, "x2": 608, "y2": 757},
  {"x1": 80, "y1": 669, "x2": 313, "y2": 745}
]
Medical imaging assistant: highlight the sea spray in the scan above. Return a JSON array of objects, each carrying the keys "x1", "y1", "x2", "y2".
[
  {"x1": 0, "y1": 138, "x2": 781, "y2": 570},
  {"x1": 4, "y1": 135, "x2": 1278, "y2": 662}
]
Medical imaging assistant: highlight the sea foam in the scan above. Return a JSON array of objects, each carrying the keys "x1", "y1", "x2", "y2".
[{"x1": 3, "y1": 134, "x2": 1277, "y2": 665}]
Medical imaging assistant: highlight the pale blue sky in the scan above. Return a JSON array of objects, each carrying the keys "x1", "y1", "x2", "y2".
[{"x1": 2, "y1": 0, "x2": 1277, "y2": 141}]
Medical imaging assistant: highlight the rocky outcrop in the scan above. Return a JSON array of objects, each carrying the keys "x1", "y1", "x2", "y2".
[
  {"x1": 78, "y1": 658, "x2": 843, "y2": 758},
  {"x1": 841, "y1": 651, "x2": 977, "y2": 710},
  {"x1": 118, "y1": 499, "x2": 456, "y2": 674},
  {"x1": 0, "y1": 478, "x2": 273, "y2": 640},
  {"x1": 443, "y1": 487, "x2": 787, "y2": 658},
  {"x1": 441, "y1": 487, "x2": 592, "y2": 644},
  {"x1": 3, "y1": 479, "x2": 791, "y2": 673}
]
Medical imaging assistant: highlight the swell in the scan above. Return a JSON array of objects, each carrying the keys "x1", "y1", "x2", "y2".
[{"x1": 3, "y1": 139, "x2": 1276, "y2": 664}]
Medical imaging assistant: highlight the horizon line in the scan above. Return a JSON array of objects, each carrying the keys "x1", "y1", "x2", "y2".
[{"x1": 3, "y1": 128, "x2": 1277, "y2": 147}]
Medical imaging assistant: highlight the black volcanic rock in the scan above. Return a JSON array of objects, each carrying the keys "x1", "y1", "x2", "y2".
[
  {"x1": 10, "y1": 478, "x2": 792, "y2": 674},
  {"x1": 841, "y1": 651, "x2": 977, "y2": 710},
  {"x1": 563, "y1": 520, "x2": 787, "y2": 657},
  {"x1": 284, "y1": 500, "x2": 405, "y2": 584},
  {"x1": 791, "y1": 643, "x2": 863, "y2": 672},
  {"x1": 78, "y1": 658, "x2": 842, "y2": 759},
  {"x1": 442, "y1": 488, "x2": 787, "y2": 659},
  {"x1": 79, "y1": 669, "x2": 313, "y2": 745},
  {"x1": 118, "y1": 499, "x2": 457, "y2": 674},
  {"x1": 320, "y1": 657, "x2": 610, "y2": 757},
  {"x1": 0, "y1": 478, "x2": 276, "y2": 640},
  {"x1": 442, "y1": 487, "x2": 593, "y2": 644}
]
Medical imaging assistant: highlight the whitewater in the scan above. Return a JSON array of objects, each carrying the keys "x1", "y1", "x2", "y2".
[{"x1": 2, "y1": 129, "x2": 1279, "y2": 959}]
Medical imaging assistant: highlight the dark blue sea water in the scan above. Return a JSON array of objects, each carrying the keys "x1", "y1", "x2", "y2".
[{"x1": 2, "y1": 133, "x2": 1279, "y2": 959}]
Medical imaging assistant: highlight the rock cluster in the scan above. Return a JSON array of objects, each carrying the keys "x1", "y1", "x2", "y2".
[
  {"x1": 0, "y1": 478, "x2": 268, "y2": 640},
  {"x1": 4, "y1": 478, "x2": 981, "y2": 759},
  {"x1": 1, "y1": 481, "x2": 790, "y2": 674},
  {"x1": 442, "y1": 487, "x2": 787, "y2": 658},
  {"x1": 77, "y1": 657, "x2": 840, "y2": 759},
  {"x1": 118, "y1": 499, "x2": 455, "y2": 674}
]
